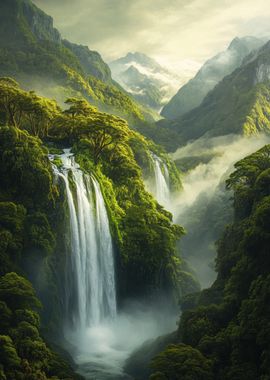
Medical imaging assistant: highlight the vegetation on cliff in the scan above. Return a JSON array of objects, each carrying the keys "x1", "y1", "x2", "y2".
[
  {"x1": 146, "y1": 144, "x2": 270, "y2": 379},
  {"x1": 0, "y1": 0, "x2": 154, "y2": 126}
]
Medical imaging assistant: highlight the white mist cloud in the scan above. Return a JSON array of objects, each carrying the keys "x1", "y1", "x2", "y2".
[
  {"x1": 64, "y1": 299, "x2": 178, "y2": 378},
  {"x1": 172, "y1": 134, "x2": 270, "y2": 216},
  {"x1": 170, "y1": 134, "x2": 270, "y2": 288}
]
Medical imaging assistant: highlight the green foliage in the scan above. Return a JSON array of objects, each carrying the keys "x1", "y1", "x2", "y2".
[
  {"x1": 0, "y1": 335, "x2": 21, "y2": 374},
  {"x1": 0, "y1": 77, "x2": 59, "y2": 137},
  {"x1": 146, "y1": 144, "x2": 270, "y2": 379},
  {"x1": 0, "y1": 77, "x2": 190, "y2": 378},
  {"x1": 166, "y1": 144, "x2": 270, "y2": 379},
  {"x1": 0, "y1": 0, "x2": 153, "y2": 126},
  {"x1": 150, "y1": 344, "x2": 213, "y2": 380},
  {"x1": 0, "y1": 271, "x2": 81, "y2": 380},
  {"x1": 75, "y1": 129, "x2": 187, "y2": 298},
  {"x1": 0, "y1": 272, "x2": 41, "y2": 310}
]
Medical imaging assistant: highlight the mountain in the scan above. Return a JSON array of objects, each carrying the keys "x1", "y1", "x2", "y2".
[
  {"x1": 159, "y1": 39, "x2": 270, "y2": 149},
  {"x1": 0, "y1": 0, "x2": 153, "y2": 124},
  {"x1": 109, "y1": 52, "x2": 181, "y2": 112},
  {"x1": 161, "y1": 36, "x2": 265, "y2": 120}
]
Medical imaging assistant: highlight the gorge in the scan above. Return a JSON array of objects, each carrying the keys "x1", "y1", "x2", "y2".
[{"x1": 1, "y1": 1, "x2": 270, "y2": 379}]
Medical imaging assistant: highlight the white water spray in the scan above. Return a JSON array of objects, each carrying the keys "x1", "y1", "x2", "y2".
[
  {"x1": 147, "y1": 153, "x2": 171, "y2": 209},
  {"x1": 52, "y1": 149, "x2": 116, "y2": 332},
  {"x1": 170, "y1": 134, "x2": 270, "y2": 287}
]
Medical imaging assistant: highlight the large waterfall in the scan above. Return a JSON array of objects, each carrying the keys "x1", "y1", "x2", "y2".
[
  {"x1": 49, "y1": 150, "x2": 178, "y2": 379},
  {"x1": 150, "y1": 153, "x2": 171, "y2": 208},
  {"x1": 52, "y1": 149, "x2": 116, "y2": 332}
]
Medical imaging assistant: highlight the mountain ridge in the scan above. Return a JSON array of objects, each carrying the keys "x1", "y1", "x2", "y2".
[
  {"x1": 163, "y1": 38, "x2": 270, "y2": 146},
  {"x1": 109, "y1": 51, "x2": 181, "y2": 112},
  {"x1": 161, "y1": 36, "x2": 265, "y2": 120},
  {"x1": 0, "y1": 0, "x2": 154, "y2": 124}
]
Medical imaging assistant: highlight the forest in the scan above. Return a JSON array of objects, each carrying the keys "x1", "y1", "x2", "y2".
[{"x1": 1, "y1": 0, "x2": 270, "y2": 379}]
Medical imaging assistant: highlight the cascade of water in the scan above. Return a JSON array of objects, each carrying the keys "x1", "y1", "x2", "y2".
[
  {"x1": 51, "y1": 149, "x2": 116, "y2": 332},
  {"x1": 150, "y1": 153, "x2": 171, "y2": 208}
]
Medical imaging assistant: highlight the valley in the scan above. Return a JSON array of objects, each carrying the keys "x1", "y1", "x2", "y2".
[{"x1": 1, "y1": 1, "x2": 270, "y2": 379}]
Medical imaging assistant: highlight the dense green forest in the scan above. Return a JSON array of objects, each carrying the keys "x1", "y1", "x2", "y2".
[
  {"x1": 126, "y1": 144, "x2": 270, "y2": 380},
  {"x1": 0, "y1": 77, "x2": 197, "y2": 379},
  {"x1": 1, "y1": 0, "x2": 270, "y2": 379}
]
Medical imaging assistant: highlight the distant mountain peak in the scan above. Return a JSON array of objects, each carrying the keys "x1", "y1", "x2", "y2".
[
  {"x1": 109, "y1": 52, "x2": 181, "y2": 111},
  {"x1": 228, "y1": 36, "x2": 264, "y2": 52},
  {"x1": 111, "y1": 51, "x2": 165, "y2": 73}
]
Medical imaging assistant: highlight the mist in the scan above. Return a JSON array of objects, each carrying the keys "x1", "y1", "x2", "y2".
[
  {"x1": 33, "y1": 0, "x2": 270, "y2": 70},
  {"x1": 65, "y1": 299, "x2": 178, "y2": 380},
  {"x1": 170, "y1": 133, "x2": 270, "y2": 288}
]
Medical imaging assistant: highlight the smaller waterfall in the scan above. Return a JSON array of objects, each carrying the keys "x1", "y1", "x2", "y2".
[
  {"x1": 50, "y1": 149, "x2": 116, "y2": 332},
  {"x1": 149, "y1": 153, "x2": 171, "y2": 208}
]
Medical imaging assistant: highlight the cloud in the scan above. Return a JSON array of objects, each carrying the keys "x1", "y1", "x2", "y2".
[{"x1": 33, "y1": 0, "x2": 270, "y2": 73}]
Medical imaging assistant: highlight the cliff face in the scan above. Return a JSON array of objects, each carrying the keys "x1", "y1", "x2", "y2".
[
  {"x1": 63, "y1": 40, "x2": 112, "y2": 83},
  {"x1": 0, "y1": 0, "x2": 61, "y2": 46},
  {"x1": 0, "y1": 0, "x2": 153, "y2": 124},
  {"x1": 21, "y1": 0, "x2": 61, "y2": 43}
]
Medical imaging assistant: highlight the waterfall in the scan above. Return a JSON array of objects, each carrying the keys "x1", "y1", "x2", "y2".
[
  {"x1": 150, "y1": 153, "x2": 171, "y2": 208},
  {"x1": 51, "y1": 149, "x2": 116, "y2": 332}
]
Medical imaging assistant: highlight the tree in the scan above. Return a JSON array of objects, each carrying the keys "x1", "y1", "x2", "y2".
[
  {"x1": 151, "y1": 344, "x2": 213, "y2": 380},
  {"x1": 77, "y1": 114, "x2": 129, "y2": 164},
  {"x1": 22, "y1": 92, "x2": 59, "y2": 138},
  {"x1": 64, "y1": 97, "x2": 97, "y2": 118},
  {"x1": 0, "y1": 336, "x2": 20, "y2": 373},
  {"x1": 0, "y1": 77, "x2": 25, "y2": 127},
  {"x1": 0, "y1": 273, "x2": 41, "y2": 311}
]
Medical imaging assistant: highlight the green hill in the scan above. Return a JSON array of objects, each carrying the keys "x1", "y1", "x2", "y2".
[
  {"x1": 161, "y1": 36, "x2": 264, "y2": 120},
  {"x1": 159, "y1": 40, "x2": 270, "y2": 150},
  {"x1": 0, "y1": 0, "x2": 153, "y2": 124}
]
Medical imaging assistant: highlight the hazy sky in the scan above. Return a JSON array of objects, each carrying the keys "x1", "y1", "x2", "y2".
[{"x1": 33, "y1": 0, "x2": 270, "y2": 73}]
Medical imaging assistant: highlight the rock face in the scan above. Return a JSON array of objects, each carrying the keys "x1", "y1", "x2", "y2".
[
  {"x1": 0, "y1": 0, "x2": 61, "y2": 46},
  {"x1": 164, "y1": 39, "x2": 270, "y2": 145},
  {"x1": 110, "y1": 52, "x2": 181, "y2": 111},
  {"x1": 62, "y1": 40, "x2": 112, "y2": 83},
  {"x1": 0, "y1": 0, "x2": 111, "y2": 83},
  {"x1": 161, "y1": 36, "x2": 265, "y2": 120},
  {"x1": 21, "y1": 0, "x2": 61, "y2": 43}
]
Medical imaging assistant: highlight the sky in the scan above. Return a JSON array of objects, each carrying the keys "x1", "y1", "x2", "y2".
[{"x1": 33, "y1": 0, "x2": 270, "y2": 74}]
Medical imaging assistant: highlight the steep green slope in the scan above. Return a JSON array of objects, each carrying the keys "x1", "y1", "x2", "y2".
[
  {"x1": 161, "y1": 36, "x2": 264, "y2": 120},
  {"x1": 0, "y1": 0, "x2": 153, "y2": 124},
  {"x1": 162, "y1": 40, "x2": 270, "y2": 148},
  {"x1": 128, "y1": 144, "x2": 270, "y2": 379}
]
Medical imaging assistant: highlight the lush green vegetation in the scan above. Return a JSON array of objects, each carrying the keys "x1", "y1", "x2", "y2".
[
  {"x1": 47, "y1": 95, "x2": 192, "y2": 299},
  {"x1": 0, "y1": 123, "x2": 82, "y2": 378},
  {"x1": 146, "y1": 144, "x2": 270, "y2": 379},
  {"x1": 0, "y1": 272, "x2": 83, "y2": 379},
  {"x1": 0, "y1": 77, "x2": 196, "y2": 377},
  {"x1": 0, "y1": 0, "x2": 154, "y2": 126}
]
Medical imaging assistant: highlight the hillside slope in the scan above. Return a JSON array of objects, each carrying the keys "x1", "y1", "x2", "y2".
[
  {"x1": 0, "y1": 0, "x2": 153, "y2": 124},
  {"x1": 161, "y1": 36, "x2": 264, "y2": 120},
  {"x1": 162, "y1": 40, "x2": 270, "y2": 148}
]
